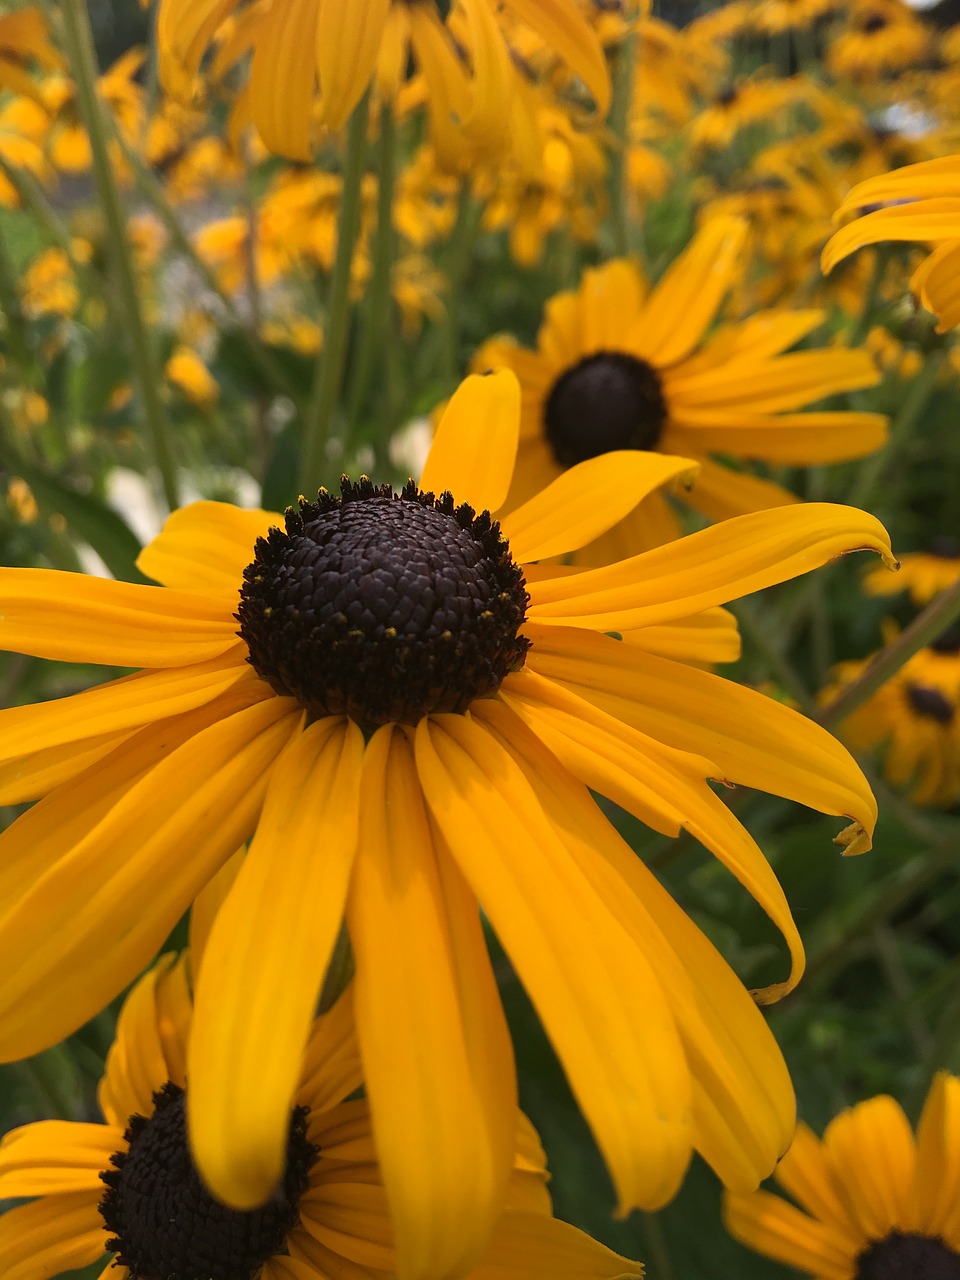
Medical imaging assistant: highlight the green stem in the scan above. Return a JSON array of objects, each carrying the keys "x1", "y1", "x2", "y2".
[
  {"x1": 640, "y1": 1213, "x2": 675, "y2": 1280},
  {"x1": 439, "y1": 181, "x2": 483, "y2": 385},
  {"x1": 605, "y1": 14, "x2": 639, "y2": 260},
  {"x1": 0, "y1": 156, "x2": 73, "y2": 252},
  {"x1": 299, "y1": 90, "x2": 371, "y2": 491},
  {"x1": 847, "y1": 352, "x2": 943, "y2": 511},
  {"x1": 53, "y1": 0, "x2": 180, "y2": 510},
  {"x1": 818, "y1": 577, "x2": 960, "y2": 728},
  {"x1": 0, "y1": 228, "x2": 33, "y2": 371},
  {"x1": 847, "y1": 247, "x2": 889, "y2": 348},
  {"x1": 346, "y1": 103, "x2": 397, "y2": 463}
]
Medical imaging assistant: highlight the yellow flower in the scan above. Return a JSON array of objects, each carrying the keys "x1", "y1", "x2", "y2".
[
  {"x1": 0, "y1": 6, "x2": 63, "y2": 104},
  {"x1": 0, "y1": 371, "x2": 892, "y2": 1277},
  {"x1": 19, "y1": 245, "x2": 82, "y2": 319},
  {"x1": 475, "y1": 220, "x2": 887, "y2": 555},
  {"x1": 749, "y1": 0, "x2": 837, "y2": 35},
  {"x1": 157, "y1": 0, "x2": 609, "y2": 162},
  {"x1": 863, "y1": 539, "x2": 960, "y2": 606},
  {"x1": 165, "y1": 346, "x2": 220, "y2": 409},
  {"x1": 826, "y1": 0, "x2": 931, "y2": 81},
  {"x1": 0, "y1": 935, "x2": 643, "y2": 1280},
  {"x1": 725, "y1": 1073, "x2": 960, "y2": 1278},
  {"x1": 6, "y1": 477, "x2": 37, "y2": 524},
  {"x1": 823, "y1": 156, "x2": 960, "y2": 333},
  {"x1": 823, "y1": 629, "x2": 960, "y2": 807},
  {"x1": 690, "y1": 76, "x2": 807, "y2": 152}
]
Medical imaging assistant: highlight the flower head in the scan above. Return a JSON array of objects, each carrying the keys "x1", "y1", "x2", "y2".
[{"x1": 0, "y1": 370, "x2": 894, "y2": 1278}]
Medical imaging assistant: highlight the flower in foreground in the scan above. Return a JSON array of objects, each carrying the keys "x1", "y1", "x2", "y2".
[
  {"x1": 724, "y1": 1072, "x2": 960, "y2": 1279},
  {"x1": 0, "y1": 934, "x2": 642, "y2": 1280},
  {"x1": 822, "y1": 156, "x2": 960, "y2": 332},
  {"x1": 476, "y1": 217, "x2": 887, "y2": 555},
  {"x1": 156, "y1": 0, "x2": 609, "y2": 162},
  {"x1": 0, "y1": 371, "x2": 893, "y2": 1279}
]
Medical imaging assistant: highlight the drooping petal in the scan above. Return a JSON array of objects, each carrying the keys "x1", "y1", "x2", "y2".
[
  {"x1": 524, "y1": 624, "x2": 878, "y2": 853},
  {"x1": 188, "y1": 849, "x2": 244, "y2": 981},
  {"x1": 420, "y1": 370, "x2": 520, "y2": 515},
  {"x1": 458, "y1": 0, "x2": 514, "y2": 148},
  {"x1": 0, "y1": 696, "x2": 299, "y2": 1061},
  {"x1": 347, "y1": 725, "x2": 516, "y2": 1280},
  {"x1": 724, "y1": 1189, "x2": 856, "y2": 1280},
  {"x1": 0, "y1": 1122, "x2": 121, "y2": 1197},
  {"x1": 189, "y1": 718, "x2": 363, "y2": 1211},
  {"x1": 248, "y1": 0, "x2": 319, "y2": 160},
  {"x1": 0, "y1": 569, "x2": 237, "y2": 666},
  {"x1": 821, "y1": 1097, "x2": 916, "y2": 1239},
  {"x1": 0, "y1": 1193, "x2": 107, "y2": 1280},
  {"x1": 157, "y1": 0, "x2": 236, "y2": 81},
  {"x1": 415, "y1": 713, "x2": 693, "y2": 1213},
  {"x1": 822, "y1": 198, "x2": 960, "y2": 274},
  {"x1": 136, "y1": 500, "x2": 279, "y2": 594},
  {"x1": 316, "y1": 0, "x2": 391, "y2": 130},
  {"x1": 501, "y1": 452, "x2": 697, "y2": 563},
  {"x1": 472, "y1": 1211, "x2": 641, "y2": 1280},
  {"x1": 501, "y1": 668, "x2": 804, "y2": 999},
  {"x1": 500, "y1": 0, "x2": 611, "y2": 116},
  {"x1": 526, "y1": 503, "x2": 895, "y2": 631}
]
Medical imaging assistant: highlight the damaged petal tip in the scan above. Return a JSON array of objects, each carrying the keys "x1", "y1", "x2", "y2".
[{"x1": 834, "y1": 820, "x2": 873, "y2": 857}]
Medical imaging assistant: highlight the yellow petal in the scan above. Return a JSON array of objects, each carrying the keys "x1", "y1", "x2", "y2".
[
  {"x1": 348, "y1": 725, "x2": 516, "y2": 1280},
  {"x1": 0, "y1": 730, "x2": 133, "y2": 807},
  {"x1": 501, "y1": 452, "x2": 697, "y2": 563},
  {"x1": 912, "y1": 238, "x2": 960, "y2": 331},
  {"x1": 913, "y1": 1073, "x2": 960, "y2": 1237},
  {"x1": 834, "y1": 157, "x2": 960, "y2": 214},
  {"x1": 137, "y1": 499, "x2": 279, "y2": 594},
  {"x1": 678, "y1": 455, "x2": 799, "y2": 523},
  {"x1": 249, "y1": 0, "x2": 319, "y2": 160},
  {"x1": 666, "y1": 350, "x2": 882, "y2": 412},
  {"x1": 299, "y1": 990, "x2": 364, "y2": 1117},
  {"x1": 775, "y1": 1123, "x2": 862, "y2": 1242},
  {"x1": 501, "y1": 0, "x2": 611, "y2": 116},
  {"x1": 458, "y1": 0, "x2": 514, "y2": 147},
  {"x1": 526, "y1": 503, "x2": 895, "y2": 631},
  {"x1": 0, "y1": 568, "x2": 237, "y2": 666},
  {"x1": 473, "y1": 1212, "x2": 641, "y2": 1280},
  {"x1": 667, "y1": 411, "x2": 888, "y2": 464},
  {"x1": 157, "y1": 0, "x2": 235, "y2": 80},
  {"x1": 0, "y1": 697, "x2": 299, "y2": 1061},
  {"x1": 420, "y1": 370, "x2": 520, "y2": 514},
  {"x1": 822, "y1": 1097, "x2": 915, "y2": 1238},
  {"x1": 0, "y1": 1194, "x2": 107, "y2": 1280},
  {"x1": 316, "y1": 0, "x2": 391, "y2": 129},
  {"x1": 724, "y1": 1189, "x2": 856, "y2": 1280},
  {"x1": 415, "y1": 712, "x2": 693, "y2": 1212},
  {"x1": 0, "y1": 1121, "x2": 120, "y2": 1197},
  {"x1": 189, "y1": 718, "x2": 363, "y2": 1210},
  {"x1": 623, "y1": 607, "x2": 741, "y2": 666},
  {"x1": 524, "y1": 624, "x2": 878, "y2": 852},
  {"x1": 822, "y1": 199, "x2": 960, "y2": 273}
]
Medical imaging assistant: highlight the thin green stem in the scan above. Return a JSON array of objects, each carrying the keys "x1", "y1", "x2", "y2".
[
  {"x1": 0, "y1": 156, "x2": 73, "y2": 252},
  {"x1": 346, "y1": 103, "x2": 397, "y2": 462},
  {"x1": 299, "y1": 91, "x2": 371, "y2": 491},
  {"x1": 848, "y1": 351, "x2": 943, "y2": 512},
  {"x1": 605, "y1": 14, "x2": 639, "y2": 260},
  {"x1": 639, "y1": 1213, "x2": 675, "y2": 1280},
  {"x1": 439, "y1": 181, "x2": 483, "y2": 385},
  {"x1": 53, "y1": 0, "x2": 180, "y2": 510},
  {"x1": 818, "y1": 577, "x2": 960, "y2": 728},
  {"x1": 0, "y1": 227, "x2": 33, "y2": 371}
]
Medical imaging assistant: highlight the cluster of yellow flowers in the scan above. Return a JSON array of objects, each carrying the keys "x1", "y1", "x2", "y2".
[{"x1": 0, "y1": 3, "x2": 959, "y2": 1280}]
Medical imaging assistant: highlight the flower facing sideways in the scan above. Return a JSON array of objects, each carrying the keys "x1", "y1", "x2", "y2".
[
  {"x1": 0, "y1": 931, "x2": 644, "y2": 1280},
  {"x1": 0, "y1": 371, "x2": 894, "y2": 1279}
]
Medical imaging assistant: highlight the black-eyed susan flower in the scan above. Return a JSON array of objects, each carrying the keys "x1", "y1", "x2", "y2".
[
  {"x1": 823, "y1": 156, "x2": 960, "y2": 332},
  {"x1": 724, "y1": 1072, "x2": 960, "y2": 1279},
  {"x1": 823, "y1": 627, "x2": 960, "y2": 807},
  {"x1": 863, "y1": 538, "x2": 960, "y2": 606},
  {"x1": 156, "y1": 0, "x2": 609, "y2": 163},
  {"x1": 0, "y1": 371, "x2": 893, "y2": 1278},
  {"x1": 826, "y1": 0, "x2": 930, "y2": 82},
  {"x1": 475, "y1": 219, "x2": 888, "y2": 555},
  {"x1": 749, "y1": 0, "x2": 837, "y2": 37},
  {"x1": 0, "y1": 937, "x2": 643, "y2": 1280}
]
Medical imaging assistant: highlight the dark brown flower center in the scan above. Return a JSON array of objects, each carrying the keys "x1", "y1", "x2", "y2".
[
  {"x1": 855, "y1": 1232, "x2": 960, "y2": 1280},
  {"x1": 99, "y1": 1082, "x2": 316, "y2": 1280},
  {"x1": 237, "y1": 477, "x2": 530, "y2": 731},
  {"x1": 906, "y1": 682, "x2": 955, "y2": 725},
  {"x1": 861, "y1": 12, "x2": 888, "y2": 32},
  {"x1": 930, "y1": 625, "x2": 960, "y2": 656},
  {"x1": 543, "y1": 351, "x2": 668, "y2": 467}
]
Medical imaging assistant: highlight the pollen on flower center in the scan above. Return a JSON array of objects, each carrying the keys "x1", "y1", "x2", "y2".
[
  {"x1": 543, "y1": 351, "x2": 668, "y2": 467},
  {"x1": 237, "y1": 477, "x2": 531, "y2": 730},
  {"x1": 99, "y1": 1082, "x2": 316, "y2": 1280},
  {"x1": 906, "y1": 682, "x2": 955, "y2": 725},
  {"x1": 854, "y1": 1231, "x2": 960, "y2": 1280}
]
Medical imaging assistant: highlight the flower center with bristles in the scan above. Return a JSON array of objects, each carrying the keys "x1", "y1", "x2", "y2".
[
  {"x1": 855, "y1": 1232, "x2": 960, "y2": 1279},
  {"x1": 543, "y1": 351, "x2": 668, "y2": 467},
  {"x1": 906, "y1": 683, "x2": 955, "y2": 725},
  {"x1": 99, "y1": 1082, "x2": 316, "y2": 1280},
  {"x1": 237, "y1": 478, "x2": 530, "y2": 731}
]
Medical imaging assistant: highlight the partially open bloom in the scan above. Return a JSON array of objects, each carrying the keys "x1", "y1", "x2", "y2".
[
  {"x1": 476, "y1": 219, "x2": 887, "y2": 555},
  {"x1": 823, "y1": 626, "x2": 960, "y2": 807},
  {"x1": 0, "y1": 371, "x2": 892, "y2": 1278},
  {"x1": 725, "y1": 1073, "x2": 960, "y2": 1279},
  {"x1": 0, "y1": 936, "x2": 643, "y2": 1280},
  {"x1": 823, "y1": 156, "x2": 960, "y2": 332},
  {"x1": 157, "y1": 0, "x2": 609, "y2": 162}
]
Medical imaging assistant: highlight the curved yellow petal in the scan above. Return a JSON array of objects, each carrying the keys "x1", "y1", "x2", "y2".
[
  {"x1": 420, "y1": 370, "x2": 520, "y2": 514},
  {"x1": 667, "y1": 411, "x2": 889, "y2": 465},
  {"x1": 912, "y1": 238, "x2": 960, "y2": 331},
  {"x1": 822, "y1": 1097, "x2": 916, "y2": 1239},
  {"x1": 137, "y1": 500, "x2": 279, "y2": 594},
  {"x1": 0, "y1": 1194, "x2": 107, "y2": 1280},
  {"x1": 0, "y1": 1122, "x2": 120, "y2": 1197},
  {"x1": 822, "y1": 199, "x2": 960, "y2": 274},
  {"x1": 0, "y1": 730, "x2": 133, "y2": 808},
  {"x1": 500, "y1": 0, "x2": 610, "y2": 115},
  {"x1": 913, "y1": 1073, "x2": 960, "y2": 1237},
  {"x1": 834, "y1": 157, "x2": 960, "y2": 215},
  {"x1": 502, "y1": 452, "x2": 697, "y2": 563},
  {"x1": 415, "y1": 712, "x2": 693, "y2": 1213},
  {"x1": 724, "y1": 1189, "x2": 855, "y2": 1280},
  {"x1": 0, "y1": 569, "x2": 237, "y2": 666},
  {"x1": 775, "y1": 1123, "x2": 862, "y2": 1241},
  {"x1": 526, "y1": 504, "x2": 895, "y2": 631},
  {"x1": 667, "y1": 349, "x2": 882, "y2": 412},
  {"x1": 678, "y1": 456, "x2": 799, "y2": 523},
  {"x1": 189, "y1": 718, "x2": 363, "y2": 1210},
  {"x1": 622, "y1": 607, "x2": 742, "y2": 666},
  {"x1": 299, "y1": 990, "x2": 364, "y2": 1117},
  {"x1": 348, "y1": 725, "x2": 516, "y2": 1280},
  {"x1": 472, "y1": 1212, "x2": 641, "y2": 1280},
  {"x1": 458, "y1": 0, "x2": 514, "y2": 147},
  {"x1": 249, "y1": 0, "x2": 319, "y2": 160},
  {"x1": 524, "y1": 623, "x2": 878, "y2": 852},
  {"x1": 316, "y1": 0, "x2": 390, "y2": 130}
]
